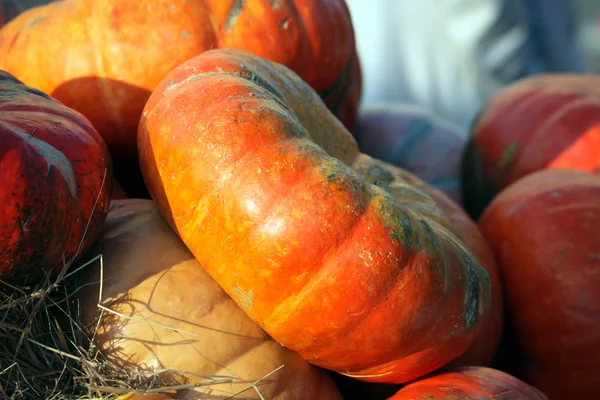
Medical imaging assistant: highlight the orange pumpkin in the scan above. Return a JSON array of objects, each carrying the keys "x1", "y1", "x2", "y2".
[
  {"x1": 461, "y1": 74, "x2": 600, "y2": 218},
  {"x1": 478, "y1": 169, "x2": 600, "y2": 399},
  {"x1": 0, "y1": 70, "x2": 112, "y2": 278},
  {"x1": 81, "y1": 199, "x2": 342, "y2": 400},
  {"x1": 0, "y1": 0, "x2": 359, "y2": 158},
  {"x1": 353, "y1": 154, "x2": 503, "y2": 368},
  {"x1": 138, "y1": 48, "x2": 491, "y2": 384},
  {"x1": 388, "y1": 367, "x2": 548, "y2": 399}
]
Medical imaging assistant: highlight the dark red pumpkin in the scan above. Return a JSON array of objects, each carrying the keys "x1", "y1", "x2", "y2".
[
  {"x1": 478, "y1": 169, "x2": 600, "y2": 399},
  {"x1": 0, "y1": 70, "x2": 112, "y2": 278},
  {"x1": 462, "y1": 74, "x2": 600, "y2": 219},
  {"x1": 0, "y1": 0, "x2": 19, "y2": 28},
  {"x1": 354, "y1": 104, "x2": 466, "y2": 204},
  {"x1": 388, "y1": 367, "x2": 548, "y2": 399},
  {"x1": 0, "y1": 0, "x2": 359, "y2": 159},
  {"x1": 138, "y1": 48, "x2": 491, "y2": 384}
]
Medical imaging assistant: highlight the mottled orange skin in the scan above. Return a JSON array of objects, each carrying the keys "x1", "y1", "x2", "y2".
[
  {"x1": 363, "y1": 160, "x2": 503, "y2": 368},
  {"x1": 0, "y1": 71, "x2": 112, "y2": 278},
  {"x1": 0, "y1": 0, "x2": 19, "y2": 28},
  {"x1": 462, "y1": 74, "x2": 600, "y2": 219},
  {"x1": 0, "y1": 0, "x2": 359, "y2": 158},
  {"x1": 478, "y1": 169, "x2": 600, "y2": 399},
  {"x1": 138, "y1": 49, "x2": 491, "y2": 384},
  {"x1": 388, "y1": 367, "x2": 549, "y2": 399}
]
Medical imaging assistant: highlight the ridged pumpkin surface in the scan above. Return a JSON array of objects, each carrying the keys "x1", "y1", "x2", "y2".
[
  {"x1": 138, "y1": 49, "x2": 491, "y2": 383},
  {"x1": 0, "y1": 70, "x2": 111, "y2": 278},
  {"x1": 0, "y1": 0, "x2": 359, "y2": 157}
]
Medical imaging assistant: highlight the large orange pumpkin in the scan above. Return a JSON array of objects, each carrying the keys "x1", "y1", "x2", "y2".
[
  {"x1": 81, "y1": 199, "x2": 342, "y2": 400},
  {"x1": 388, "y1": 367, "x2": 548, "y2": 399},
  {"x1": 353, "y1": 155, "x2": 503, "y2": 368},
  {"x1": 0, "y1": 70, "x2": 112, "y2": 278},
  {"x1": 461, "y1": 74, "x2": 600, "y2": 218},
  {"x1": 138, "y1": 48, "x2": 491, "y2": 384},
  {"x1": 0, "y1": 0, "x2": 359, "y2": 158},
  {"x1": 478, "y1": 169, "x2": 600, "y2": 399}
]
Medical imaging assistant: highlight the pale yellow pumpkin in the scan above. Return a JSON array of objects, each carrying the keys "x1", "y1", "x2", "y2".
[{"x1": 81, "y1": 199, "x2": 340, "y2": 400}]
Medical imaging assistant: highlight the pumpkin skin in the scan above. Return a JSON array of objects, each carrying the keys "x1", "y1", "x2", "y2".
[
  {"x1": 478, "y1": 169, "x2": 600, "y2": 399},
  {"x1": 81, "y1": 199, "x2": 342, "y2": 400},
  {"x1": 0, "y1": 70, "x2": 111, "y2": 278},
  {"x1": 462, "y1": 74, "x2": 600, "y2": 219},
  {"x1": 0, "y1": 0, "x2": 359, "y2": 158},
  {"x1": 0, "y1": 0, "x2": 19, "y2": 28},
  {"x1": 354, "y1": 155, "x2": 503, "y2": 368},
  {"x1": 138, "y1": 48, "x2": 491, "y2": 383},
  {"x1": 388, "y1": 367, "x2": 549, "y2": 399},
  {"x1": 354, "y1": 104, "x2": 467, "y2": 204}
]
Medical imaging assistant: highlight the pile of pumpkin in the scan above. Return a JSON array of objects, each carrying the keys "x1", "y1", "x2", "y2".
[{"x1": 0, "y1": 1, "x2": 598, "y2": 399}]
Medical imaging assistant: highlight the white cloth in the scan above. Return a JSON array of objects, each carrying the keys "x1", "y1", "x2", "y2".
[{"x1": 347, "y1": 0, "x2": 582, "y2": 131}]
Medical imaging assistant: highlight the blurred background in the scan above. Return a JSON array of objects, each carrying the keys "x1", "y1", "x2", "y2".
[{"x1": 13, "y1": 0, "x2": 600, "y2": 131}]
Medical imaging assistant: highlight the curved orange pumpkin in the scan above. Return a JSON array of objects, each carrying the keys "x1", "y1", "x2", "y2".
[
  {"x1": 354, "y1": 155, "x2": 503, "y2": 368},
  {"x1": 81, "y1": 199, "x2": 341, "y2": 400},
  {"x1": 0, "y1": 0, "x2": 19, "y2": 28},
  {"x1": 0, "y1": 0, "x2": 359, "y2": 158},
  {"x1": 0, "y1": 70, "x2": 112, "y2": 278},
  {"x1": 138, "y1": 48, "x2": 491, "y2": 384},
  {"x1": 478, "y1": 169, "x2": 600, "y2": 399},
  {"x1": 388, "y1": 367, "x2": 548, "y2": 399},
  {"x1": 461, "y1": 74, "x2": 600, "y2": 218}
]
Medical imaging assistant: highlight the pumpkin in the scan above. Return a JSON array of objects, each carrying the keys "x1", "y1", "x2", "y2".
[
  {"x1": 478, "y1": 169, "x2": 600, "y2": 399},
  {"x1": 353, "y1": 104, "x2": 467, "y2": 204},
  {"x1": 388, "y1": 366, "x2": 549, "y2": 399},
  {"x1": 0, "y1": 0, "x2": 359, "y2": 159},
  {"x1": 80, "y1": 199, "x2": 342, "y2": 400},
  {"x1": 461, "y1": 74, "x2": 600, "y2": 219},
  {"x1": 353, "y1": 154, "x2": 503, "y2": 368},
  {"x1": 0, "y1": 70, "x2": 111, "y2": 278},
  {"x1": 138, "y1": 48, "x2": 491, "y2": 384},
  {"x1": 0, "y1": 0, "x2": 19, "y2": 28}
]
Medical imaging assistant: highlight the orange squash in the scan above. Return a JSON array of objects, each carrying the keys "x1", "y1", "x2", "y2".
[
  {"x1": 478, "y1": 169, "x2": 600, "y2": 399},
  {"x1": 0, "y1": 70, "x2": 111, "y2": 278},
  {"x1": 388, "y1": 367, "x2": 548, "y2": 399},
  {"x1": 81, "y1": 199, "x2": 341, "y2": 400},
  {"x1": 138, "y1": 48, "x2": 491, "y2": 383},
  {"x1": 0, "y1": 0, "x2": 359, "y2": 158}
]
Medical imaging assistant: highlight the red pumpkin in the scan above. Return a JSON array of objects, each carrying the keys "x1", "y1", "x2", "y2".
[
  {"x1": 0, "y1": 0, "x2": 359, "y2": 159},
  {"x1": 354, "y1": 104, "x2": 466, "y2": 204},
  {"x1": 0, "y1": 71, "x2": 112, "y2": 278},
  {"x1": 461, "y1": 74, "x2": 600, "y2": 218},
  {"x1": 478, "y1": 169, "x2": 600, "y2": 399},
  {"x1": 0, "y1": 0, "x2": 19, "y2": 28},
  {"x1": 388, "y1": 367, "x2": 548, "y2": 399},
  {"x1": 138, "y1": 48, "x2": 491, "y2": 384}
]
